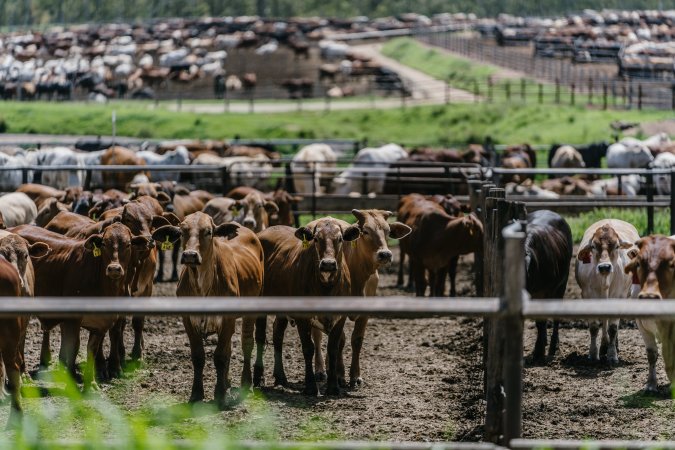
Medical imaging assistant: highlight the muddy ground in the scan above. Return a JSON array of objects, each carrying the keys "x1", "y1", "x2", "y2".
[{"x1": 11, "y1": 247, "x2": 675, "y2": 441}]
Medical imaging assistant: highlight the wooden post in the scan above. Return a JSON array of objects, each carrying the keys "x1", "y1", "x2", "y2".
[
  {"x1": 638, "y1": 84, "x2": 643, "y2": 110},
  {"x1": 672, "y1": 83, "x2": 675, "y2": 111},
  {"x1": 502, "y1": 217, "x2": 526, "y2": 445},
  {"x1": 670, "y1": 169, "x2": 675, "y2": 236},
  {"x1": 588, "y1": 77, "x2": 593, "y2": 105},
  {"x1": 506, "y1": 81, "x2": 511, "y2": 101},
  {"x1": 538, "y1": 83, "x2": 543, "y2": 104},
  {"x1": 220, "y1": 167, "x2": 229, "y2": 195},
  {"x1": 603, "y1": 83, "x2": 608, "y2": 110},
  {"x1": 488, "y1": 77, "x2": 493, "y2": 103},
  {"x1": 647, "y1": 167, "x2": 654, "y2": 234},
  {"x1": 520, "y1": 79, "x2": 525, "y2": 102},
  {"x1": 570, "y1": 83, "x2": 575, "y2": 106},
  {"x1": 555, "y1": 78, "x2": 560, "y2": 104}
]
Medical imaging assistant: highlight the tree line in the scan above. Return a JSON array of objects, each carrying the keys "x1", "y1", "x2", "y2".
[{"x1": 0, "y1": 0, "x2": 668, "y2": 29}]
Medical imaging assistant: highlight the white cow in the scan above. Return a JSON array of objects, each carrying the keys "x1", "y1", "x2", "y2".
[
  {"x1": 332, "y1": 144, "x2": 408, "y2": 195},
  {"x1": 137, "y1": 146, "x2": 190, "y2": 181},
  {"x1": 505, "y1": 181, "x2": 560, "y2": 199},
  {"x1": 590, "y1": 175, "x2": 642, "y2": 197},
  {"x1": 76, "y1": 149, "x2": 107, "y2": 188},
  {"x1": 26, "y1": 147, "x2": 84, "y2": 189},
  {"x1": 290, "y1": 144, "x2": 337, "y2": 195},
  {"x1": 606, "y1": 140, "x2": 653, "y2": 168},
  {"x1": 0, "y1": 152, "x2": 29, "y2": 190},
  {"x1": 0, "y1": 192, "x2": 37, "y2": 227},
  {"x1": 551, "y1": 145, "x2": 585, "y2": 168},
  {"x1": 192, "y1": 153, "x2": 272, "y2": 187},
  {"x1": 653, "y1": 152, "x2": 675, "y2": 195},
  {"x1": 575, "y1": 219, "x2": 639, "y2": 365}
]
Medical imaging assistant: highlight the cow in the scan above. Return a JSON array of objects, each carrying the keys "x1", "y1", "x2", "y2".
[
  {"x1": 540, "y1": 177, "x2": 594, "y2": 196},
  {"x1": 227, "y1": 187, "x2": 302, "y2": 227},
  {"x1": 290, "y1": 144, "x2": 337, "y2": 195},
  {"x1": 505, "y1": 181, "x2": 560, "y2": 199},
  {"x1": 590, "y1": 175, "x2": 642, "y2": 197},
  {"x1": 151, "y1": 213, "x2": 264, "y2": 408},
  {"x1": 203, "y1": 197, "x2": 239, "y2": 226},
  {"x1": 0, "y1": 193, "x2": 38, "y2": 228},
  {"x1": 332, "y1": 144, "x2": 408, "y2": 195},
  {"x1": 0, "y1": 152, "x2": 29, "y2": 190},
  {"x1": 653, "y1": 152, "x2": 675, "y2": 195},
  {"x1": 624, "y1": 235, "x2": 675, "y2": 393},
  {"x1": 500, "y1": 144, "x2": 537, "y2": 184},
  {"x1": 405, "y1": 199, "x2": 483, "y2": 297},
  {"x1": 13, "y1": 223, "x2": 153, "y2": 389},
  {"x1": 0, "y1": 256, "x2": 24, "y2": 424},
  {"x1": 25, "y1": 147, "x2": 84, "y2": 189},
  {"x1": 309, "y1": 210, "x2": 411, "y2": 387},
  {"x1": 136, "y1": 146, "x2": 190, "y2": 181},
  {"x1": 575, "y1": 219, "x2": 639, "y2": 364},
  {"x1": 191, "y1": 154, "x2": 273, "y2": 189},
  {"x1": 223, "y1": 146, "x2": 282, "y2": 162},
  {"x1": 550, "y1": 145, "x2": 585, "y2": 169},
  {"x1": 547, "y1": 142, "x2": 609, "y2": 171},
  {"x1": 16, "y1": 184, "x2": 65, "y2": 210},
  {"x1": 524, "y1": 211, "x2": 573, "y2": 363},
  {"x1": 44, "y1": 211, "x2": 121, "y2": 239},
  {"x1": 101, "y1": 146, "x2": 147, "y2": 190},
  {"x1": 229, "y1": 191, "x2": 279, "y2": 232},
  {"x1": 606, "y1": 139, "x2": 654, "y2": 169},
  {"x1": 0, "y1": 230, "x2": 50, "y2": 298},
  {"x1": 258, "y1": 219, "x2": 361, "y2": 395},
  {"x1": 35, "y1": 198, "x2": 71, "y2": 227}
]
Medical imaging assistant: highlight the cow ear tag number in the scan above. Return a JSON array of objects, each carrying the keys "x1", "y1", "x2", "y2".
[
  {"x1": 302, "y1": 236, "x2": 310, "y2": 249},
  {"x1": 161, "y1": 236, "x2": 174, "y2": 251},
  {"x1": 92, "y1": 243, "x2": 102, "y2": 258}
]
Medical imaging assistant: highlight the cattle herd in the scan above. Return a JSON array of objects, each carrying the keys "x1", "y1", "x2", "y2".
[{"x1": 1, "y1": 133, "x2": 675, "y2": 427}]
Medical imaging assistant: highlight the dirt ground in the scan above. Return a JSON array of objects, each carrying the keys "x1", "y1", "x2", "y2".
[{"x1": 12, "y1": 247, "x2": 675, "y2": 441}]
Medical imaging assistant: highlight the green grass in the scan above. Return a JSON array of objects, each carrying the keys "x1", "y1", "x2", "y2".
[
  {"x1": 0, "y1": 101, "x2": 671, "y2": 147},
  {"x1": 566, "y1": 208, "x2": 670, "y2": 244}
]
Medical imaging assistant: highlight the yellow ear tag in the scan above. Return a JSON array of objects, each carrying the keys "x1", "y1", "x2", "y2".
[
  {"x1": 92, "y1": 243, "x2": 101, "y2": 258},
  {"x1": 302, "y1": 236, "x2": 310, "y2": 249},
  {"x1": 92, "y1": 214, "x2": 97, "y2": 220},
  {"x1": 351, "y1": 240, "x2": 357, "y2": 248},
  {"x1": 161, "y1": 236, "x2": 174, "y2": 251}
]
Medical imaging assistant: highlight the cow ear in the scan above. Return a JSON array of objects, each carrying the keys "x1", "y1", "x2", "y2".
[
  {"x1": 294, "y1": 227, "x2": 314, "y2": 242},
  {"x1": 577, "y1": 244, "x2": 592, "y2": 262},
  {"x1": 84, "y1": 234, "x2": 104, "y2": 252},
  {"x1": 175, "y1": 186, "x2": 190, "y2": 196},
  {"x1": 131, "y1": 235, "x2": 154, "y2": 251},
  {"x1": 619, "y1": 240, "x2": 635, "y2": 250},
  {"x1": 389, "y1": 222, "x2": 412, "y2": 240},
  {"x1": 151, "y1": 215, "x2": 171, "y2": 230},
  {"x1": 162, "y1": 212, "x2": 181, "y2": 226},
  {"x1": 214, "y1": 223, "x2": 239, "y2": 239},
  {"x1": 624, "y1": 259, "x2": 638, "y2": 275},
  {"x1": 28, "y1": 242, "x2": 50, "y2": 259},
  {"x1": 264, "y1": 201, "x2": 279, "y2": 214},
  {"x1": 156, "y1": 191, "x2": 172, "y2": 203},
  {"x1": 342, "y1": 224, "x2": 361, "y2": 242},
  {"x1": 151, "y1": 225, "x2": 181, "y2": 245}
]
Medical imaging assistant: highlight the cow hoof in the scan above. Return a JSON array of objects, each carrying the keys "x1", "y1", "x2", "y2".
[
  {"x1": 607, "y1": 357, "x2": 619, "y2": 366},
  {"x1": 314, "y1": 371, "x2": 327, "y2": 382},
  {"x1": 338, "y1": 377, "x2": 348, "y2": 388},
  {"x1": 170, "y1": 274, "x2": 179, "y2": 282},
  {"x1": 325, "y1": 384, "x2": 342, "y2": 396},
  {"x1": 154, "y1": 275, "x2": 164, "y2": 283},
  {"x1": 253, "y1": 366, "x2": 265, "y2": 387},
  {"x1": 644, "y1": 385, "x2": 659, "y2": 395},
  {"x1": 108, "y1": 367, "x2": 123, "y2": 379},
  {"x1": 349, "y1": 377, "x2": 363, "y2": 389},
  {"x1": 303, "y1": 384, "x2": 319, "y2": 396},
  {"x1": 188, "y1": 393, "x2": 204, "y2": 403},
  {"x1": 273, "y1": 374, "x2": 288, "y2": 387},
  {"x1": 130, "y1": 349, "x2": 143, "y2": 361}
]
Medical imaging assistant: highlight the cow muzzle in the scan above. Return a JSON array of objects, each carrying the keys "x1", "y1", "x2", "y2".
[
  {"x1": 376, "y1": 250, "x2": 393, "y2": 265},
  {"x1": 319, "y1": 258, "x2": 338, "y2": 273},
  {"x1": 106, "y1": 263, "x2": 124, "y2": 279},
  {"x1": 638, "y1": 291, "x2": 662, "y2": 300},
  {"x1": 181, "y1": 250, "x2": 202, "y2": 266},
  {"x1": 243, "y1": 218, "x2": 256, "y2": 230},
  {"x1": 596, "y1": 263, "x2": 612, "y2": 275}
]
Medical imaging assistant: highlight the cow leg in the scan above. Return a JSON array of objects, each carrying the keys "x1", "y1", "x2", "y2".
[
  {"x1": 214, "y1": 319, "x2": 236, "y2": 409},
  {"x1": 39, "y1": 329, "x2": 51, "y2": 370},
  {"x1": 253, "y1": 316, "x2": 266, "y2": 387},
  {"x1": 412, "y1": 259, "x2": 426, "y2": 297},
  {"x1": 549, "y1": 320, "x2": 560, "y2": 358},
  {"x1": 94, "y1": 336, "x2": 108, "y2": 382},
  {"x1": 433, "y1": 267, "x2": 448, "y2": 297},
  {"x1": 311, "y1": 327, "x2": 327, "y2": 382},
  {"x1": 637, "y1": 320, "x2": 659, "y2": 393},
  {"x1": 108, "y1": 320, "x2": 124, "y2": 379},
  {"x1": 240, "y1": 317, "x2": 255, "y2": 391},
  {"x1": 397, "y1": 252, "x2": 405, "y2": 287},
  {"x1": 130, "y1": 316, "x2": 145, "y2": 361},
  {"x1": 155, "y1": 251, "x2": 166, "y2": 282},
  {"x1": 296, "y1": 319, "x2": 318, "y2": 396},
  {"x1": 533, "y1": 320, "x2": 547, "y2": 364},
  {"x1": 606, "y1": 319, "x2": 620, "y2": 365},
  {"x1": 170, "y1": 245, "x2": 180, "y2": 282},
  {"x1": 350, "y1": 316, "x2": 368, "y2": 388},
  {"x1": 406, "y1": 258, "x2": 415, "y2": 291},
  {"x1": 18, "y1": 321, "x2": 28, "y2": 376},
  {"x1": 336, "y1": 331, "x2": 347, "y2": 388},
  {"x1": 59, "y1": 321, "x2": 81, "y2": 381},
  {"x1": 588, "y1": 320, "x2": 600, "y2": 361},
  {"x1": 448, "y1": 256, "x2": 459, "y2": 297},
  {"x1": 325, "y1": 316, "x2": 347, "y2": 396},
  {"x1": 84, "y1": 330, "x2": 105, "y2": 391},
  {"x1": 272, "y1": 317, "x2": 288, "y2": 386},
  {"x1": 1, "y1": 334, "x2": 22, "y2": 427},
  {"x1": 183, "y1": 318, "x2": 205, "y2": 403}
]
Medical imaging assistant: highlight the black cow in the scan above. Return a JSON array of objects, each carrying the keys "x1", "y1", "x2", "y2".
[
  {"x1": 525, "y1": 210, "x2": 573, "y2": 363},
  {"x1": 548, "y1": 141, "x2": 609, "y2": 176}
]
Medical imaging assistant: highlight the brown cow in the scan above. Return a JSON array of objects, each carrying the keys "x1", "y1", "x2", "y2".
[
  {"x1": 16, "y1": 184, "x2": 66, "y2": 210},
  {"x1": 202, "y1": 197, "x2": 238, "y2": 225},
  {"x1": 501, "y1": 144, "x2": 537, "y2": 184},
  {"x1": 13, "y1": 223, "x2": 152, "y2": 389},
  {"x1": 231, "y1": 191, "x2": 278, "y2": 232},
  {"x1": 540, "y1": 177, "x2": 594, "y2": 196},
  {"x1": 224, "y1": 145, "x2": 281, "y2": 162},
  {"x1": 402, "y1": 197, "x2": 483, "y2": 297},
  {"x1": 45, "y1": 211, "x2": 121, "y2": 239},
  {"x1": 101, "y1": 146, "x2": 147, "y2": 190},
  {"x1": 35, "y1": 197, "x2": 71, "y2": 227},
  {"x1": 259, "y1": 219, "x2": 360, "y2": 395},
  {"x1": 227, "y1": 187, "x2": 301, "y2": 226},
  {"x1": 151, "y1": 212, "x2": 264, "y2": 408},
  {"x1": 310, "y1": 210, "x2": 411, "y2": 387},
  {"x1": 624, "y1": 235, "x2": 675, "y2": 393},
  {"x1": 0, "y1": 257, "x2": 24, "y2": 424}
]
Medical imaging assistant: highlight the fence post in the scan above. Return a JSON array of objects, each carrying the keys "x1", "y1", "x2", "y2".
[
  {"x1": 555, "y1": 78, "x2": 560, "y2": 104},
  {"x1": 638, "y1": 84, "x2": 643, "y2": 110},
  {"x1": 505, "y1": 81, "x2": 511, "y2": 101},
  {"x1": 570, "y1": 83, "x2": 575, "y2": 106},
  {"x1": 311, "y1": 164, "x2": 317, "y2": 219},
  {"x1": 325, "y1": 94, "x2": 331, "y2": 112},
  {"x1": 502, "y1": 219, "x2": 526, "y2": 445},
  {"x1": 603, "y1": 83, "x2": 608, "y2": 110},
  {"x1": 588, "y1": 77, "x2": 593, "y2": 105},
  {"x1": 488, "y1": 77, "x2": 493, "y2": 103},
  {"x1": 21, "y1": 168, "x2": 28, "y2": 184},
  {"x1": 672, "y1": 84, "x2": 675, "y2": 111},
  {"x1": 220, "y1": 166, "x2": 229, "y2": 195},
  {"x1": 671, "y1": 169, "x2": 675, "y2": 236},
  {"x1": 647, "y1": 167, "x2": 654, "y2": 234},
  {"x1": 538, "y1": 83, "x2": 543, "y2": 104},
  {"x1": 520, "y1": 79, "x2": 525, "y2": 102}
]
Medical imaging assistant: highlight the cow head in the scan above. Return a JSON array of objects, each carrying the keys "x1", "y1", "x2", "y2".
[
  {"x1": 351, "y1": 209, "x2": 411, "y2": 267},
  {"x1": 152, "y1": 212, "x2": 237, "y2": 267},
  {"x1": 85, "y1": 223, "x2": 153, "y2": 280},
  {"x1": 0, "y1": 234, "x2": 50, "y2": 293},
  {"x1": 269, "y1": 189, "x2": 302, "y2": 226},
  {"x1": 625, "y1": 236, "x2": 675, "y2": 300},
  {"x1": 128, "y1": 183, "x2": 173, "y2": 211},
  {"x1": 231, "y1": 192, "x2": 279, "y2": 232},
  {"x1": 295, "y1": 218, "x2": 360, "y2": 286},
  {"x1": 578, "y1": 225, "x2": 636, "y2": 279}
]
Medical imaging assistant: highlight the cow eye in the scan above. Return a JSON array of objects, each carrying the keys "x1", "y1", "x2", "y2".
[{"x1": 362, "y1": 230, "x2": 369, "y2": 235}]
